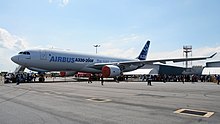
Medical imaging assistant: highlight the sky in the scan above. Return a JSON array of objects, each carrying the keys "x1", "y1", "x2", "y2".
[{"x1": 0, "y1": 0, "x2": 220, "y2": 72}]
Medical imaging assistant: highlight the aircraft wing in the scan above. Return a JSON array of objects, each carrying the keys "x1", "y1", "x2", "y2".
[{"x1": 92, "y1": 52, "x2": 217, "y2": 68}]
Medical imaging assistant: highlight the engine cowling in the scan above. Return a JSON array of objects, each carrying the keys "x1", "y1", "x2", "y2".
[{"x1": 102, "y1": 65, "x2": 121, "y2": 78}]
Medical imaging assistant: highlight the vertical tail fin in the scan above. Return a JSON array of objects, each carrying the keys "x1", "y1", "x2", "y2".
[{"x1": 136, "y1": 40, "x2": 150, "y2": 60}]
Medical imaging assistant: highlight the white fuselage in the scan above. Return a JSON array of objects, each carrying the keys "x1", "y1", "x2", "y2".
[{"x1": 11, "y1": 49, "x2": 138, "y2": 73}]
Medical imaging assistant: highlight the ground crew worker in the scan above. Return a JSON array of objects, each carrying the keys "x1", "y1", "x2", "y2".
[
  {"x1": 147, "y1": 75, "x2": 152, "y2": 86},
  {"x1": 217, "y1": 75, "x2": 220, "y2": 85},
  {"x1": 88, "y1": 74, "x2": 92, "y2": 83},
  {"x1": 101, "y1": 75, "x2": 104, "y2": 85},
  {"x1": 16, "y1": 74, "x2": 20, "y2": 85}
]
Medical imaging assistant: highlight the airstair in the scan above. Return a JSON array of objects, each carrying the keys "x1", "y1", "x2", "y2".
[{"x1": 14, "y1": 65, "x2": 26, "y2": 73}]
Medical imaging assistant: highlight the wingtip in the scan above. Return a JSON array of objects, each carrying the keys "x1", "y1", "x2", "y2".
[{"x1": 209, "y1": 52, "x2": 217, "y2": 58}]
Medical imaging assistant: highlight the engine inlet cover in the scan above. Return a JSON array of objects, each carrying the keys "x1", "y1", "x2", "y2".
[{"x1": 102, "y1": 65, "x2": 121, "y2": 78}]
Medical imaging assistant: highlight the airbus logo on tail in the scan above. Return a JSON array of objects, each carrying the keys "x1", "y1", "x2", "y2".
[{"x1": 137, "y1": 40, "x2": 150, "y2": 60}]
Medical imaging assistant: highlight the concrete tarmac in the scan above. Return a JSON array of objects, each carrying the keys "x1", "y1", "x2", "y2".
[{"x1": 0, "y1": 79, "x2": 219, "y2": 124}]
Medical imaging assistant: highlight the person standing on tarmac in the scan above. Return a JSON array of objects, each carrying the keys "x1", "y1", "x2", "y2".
[
  {"x1": 16, "y1": 74, "x2": 20, "y2": 85},
  {"x1": 33, "y1": 74, "x2": 36, "y2": 82},
  {"x1": 101, "y1": 75, "x2": 104, "y2": 85},
  {"x1": 147, "y1": 75, "x2": 152, "y2": 86},
  {"x1": 114, "y1": 76, "x2": 120, "y2": 83},
  {"x1": 181, "y1": 75, "x2": 185, "y2": 84},
  {"x1": 217, "y1": 75, "x2": 220, "y2": 85},
  {"x1": 88, "y1": 74, "x2": 92, "y2": 84}
]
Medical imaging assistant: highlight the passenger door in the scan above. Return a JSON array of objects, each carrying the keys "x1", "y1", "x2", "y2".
[{"x1": 40, "y1": 50, "x2": 47, "y2": 60}]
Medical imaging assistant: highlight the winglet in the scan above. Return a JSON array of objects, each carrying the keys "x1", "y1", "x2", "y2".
[
  {"x1": 209, "y1": 52, "x2": 217, "y2": 58},
  {"x1": 136, "y1": 40, "x2": 150, "y2": 60}
]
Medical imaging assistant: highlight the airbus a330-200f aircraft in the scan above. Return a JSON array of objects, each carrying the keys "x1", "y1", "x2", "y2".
[{"x1": 11, "y1": 41, "x2": 216, "y2": 81}]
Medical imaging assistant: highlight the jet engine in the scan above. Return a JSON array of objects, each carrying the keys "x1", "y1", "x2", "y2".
[{"x1": 102, "y1": 65, "x2": 121, "y2": 78}]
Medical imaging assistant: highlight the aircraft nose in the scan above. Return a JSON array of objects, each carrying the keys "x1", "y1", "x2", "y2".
[{"x1": 11, "y1": 55, "x2": 19, "y2": 63}]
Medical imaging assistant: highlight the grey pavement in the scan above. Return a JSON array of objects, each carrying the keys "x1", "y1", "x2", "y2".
[{"x1": 0, "y1": 79, "x2": 219, "y2": 124}]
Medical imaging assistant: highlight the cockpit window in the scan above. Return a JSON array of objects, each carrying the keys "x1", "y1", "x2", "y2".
[
  {"x1": 24, "y1": 52, "x2": 30, "y2": 55},
  {"x1": 19, "y1": 52, "x2": 24, "y2": 54},
  {"x1": 18, "y1": 51, "x2": 30, "y2": 55}
]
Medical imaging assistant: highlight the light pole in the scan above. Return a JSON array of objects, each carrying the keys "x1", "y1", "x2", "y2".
[{"x1": 93, "y1": 45, "x2": 100, "y2": 54}]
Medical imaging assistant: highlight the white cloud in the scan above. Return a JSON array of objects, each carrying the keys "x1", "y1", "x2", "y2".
[
  {"x1": 98, "y1": 34, "x2": 147, "y2": 59},
  {"x1": 61, "y1": 0, "x2": 69, "y2": 6},
  {"x1": 49, "y1": 0, "x2": 70, "y2": 7},
  {"x1": 0, "y1": 28, "x2": 29, "y2": 71},
  {"x1": 108, "y1": 33, "x2": 148, "y2": 44},
  {"x1": 100, "y1": 47, "x2": 136, "y2": 59},
  {"x1": 0, "y1": 28, "x2": 28, "y2": 50}
]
